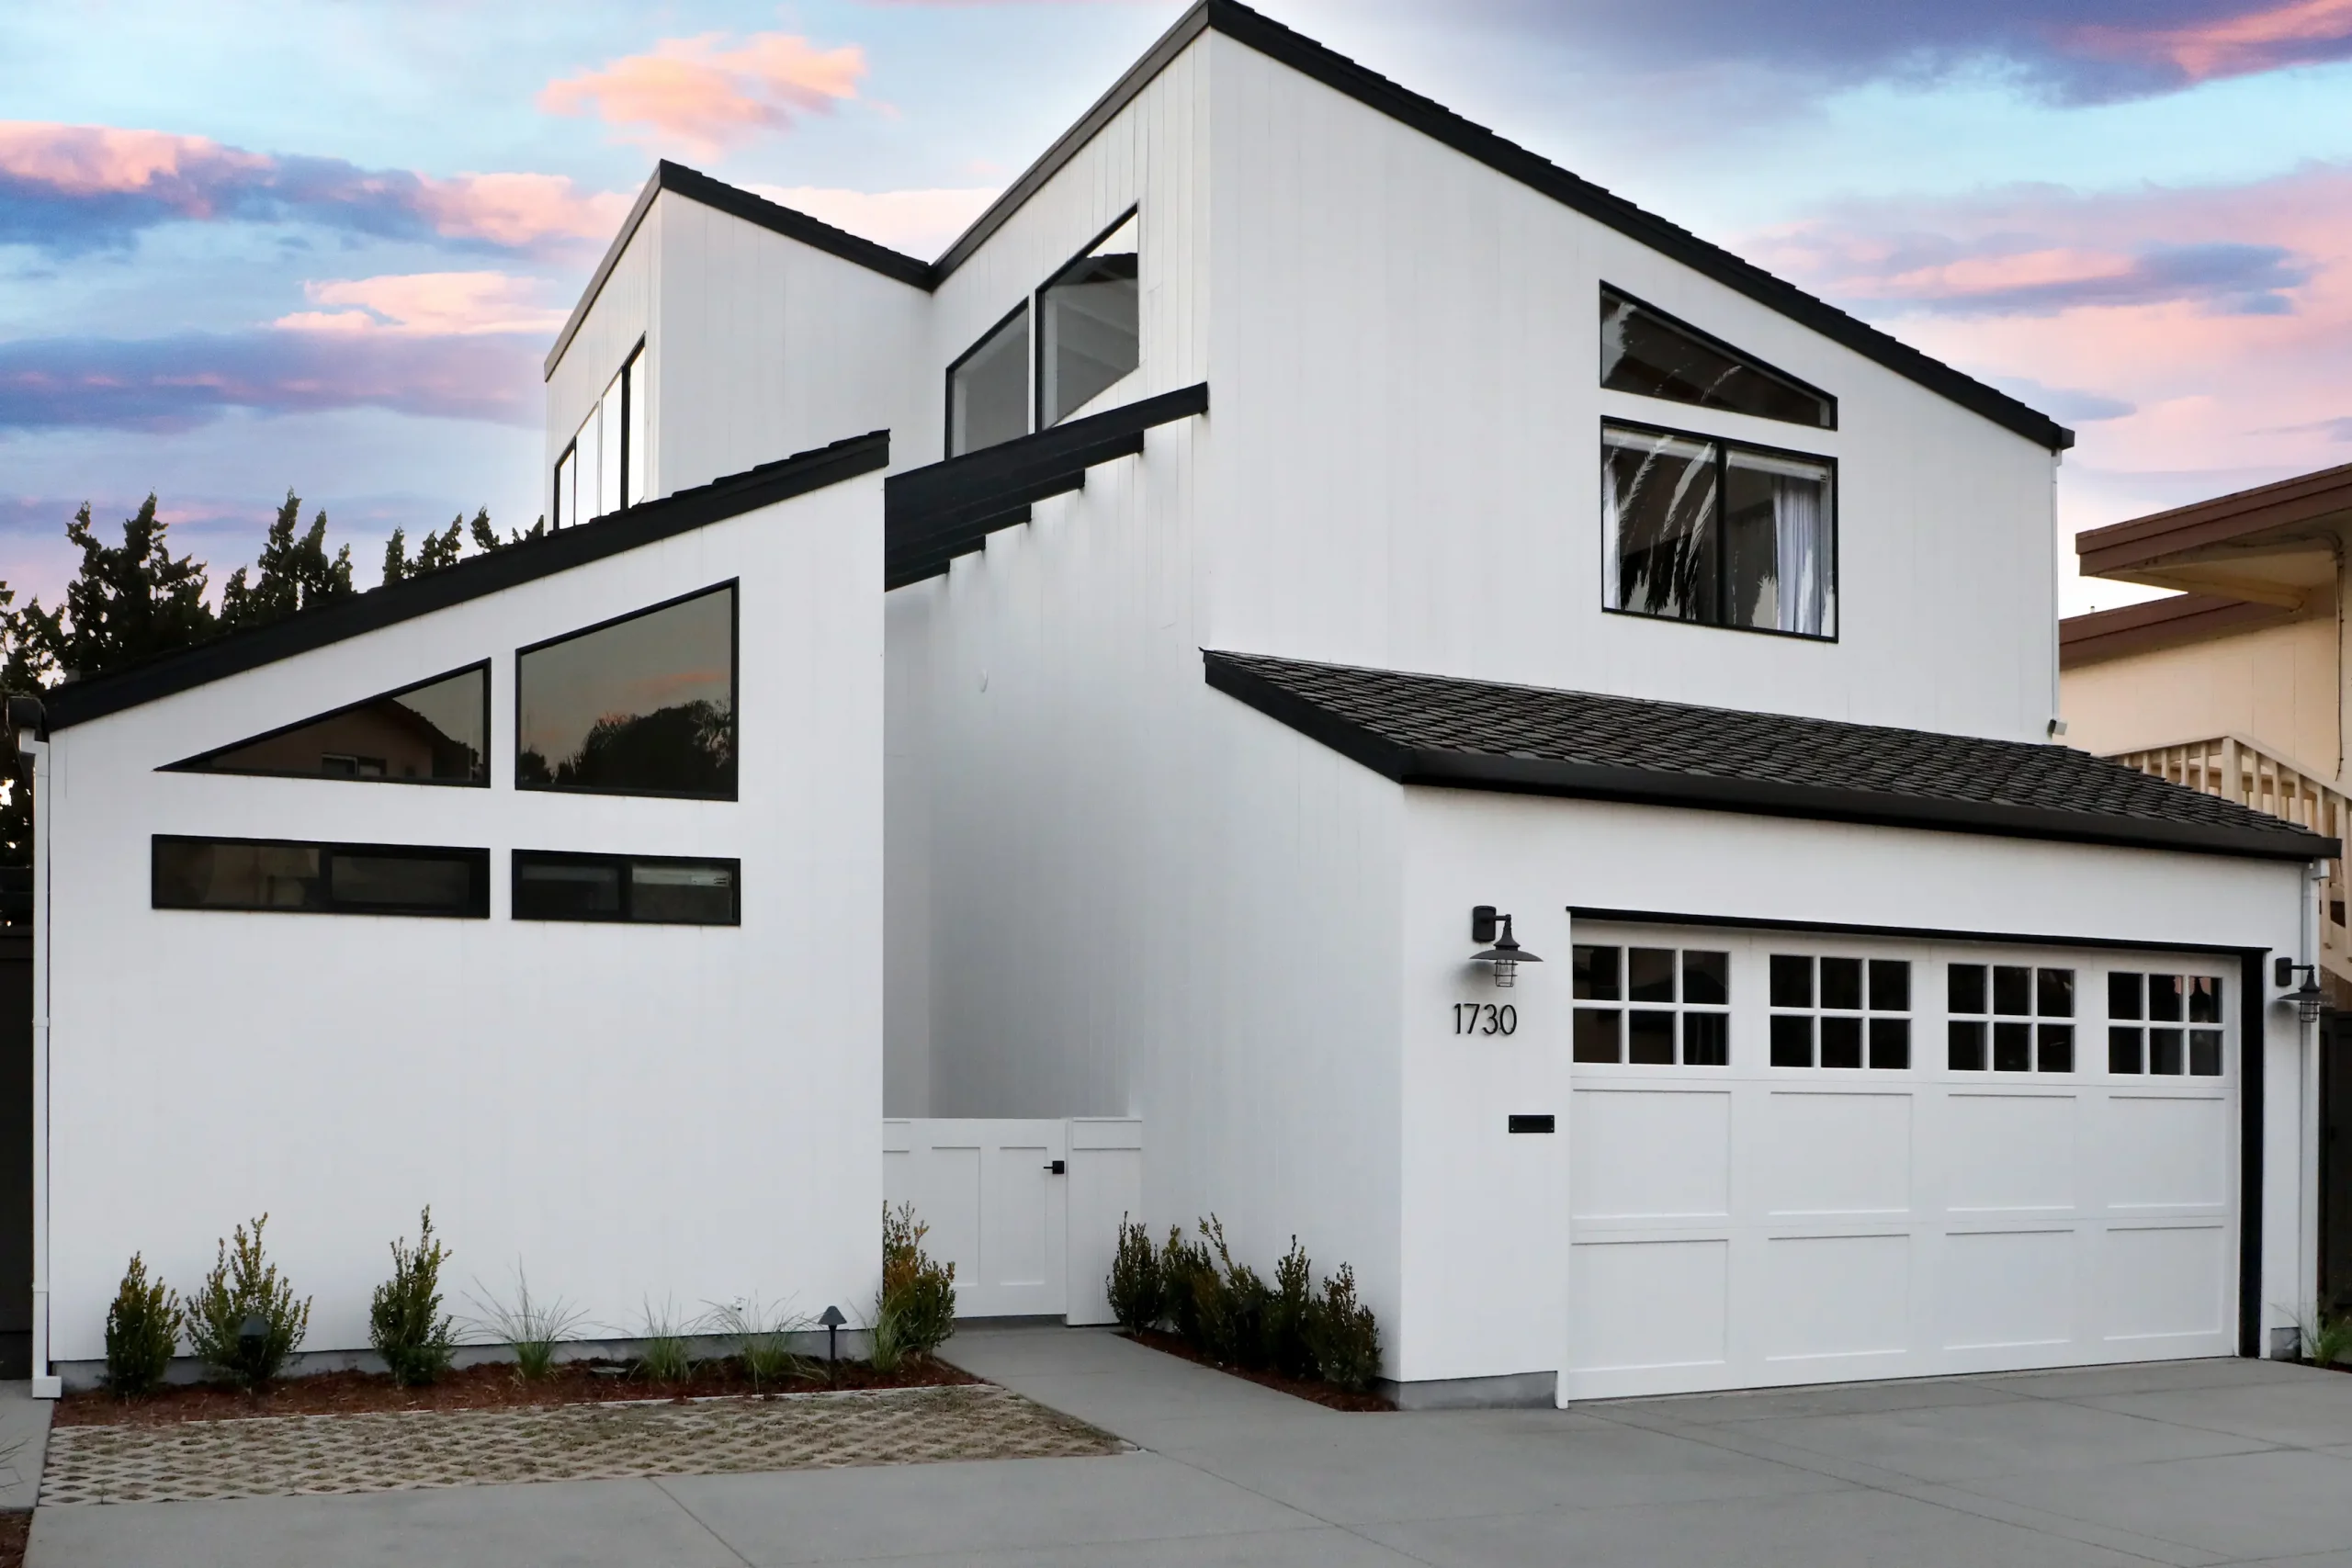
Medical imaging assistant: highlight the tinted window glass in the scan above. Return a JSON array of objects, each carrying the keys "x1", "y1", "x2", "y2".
[
  {"x1": 948, "y1": 306, "x2": 1030, "y2": 457},
  {"x1": 512, "y1": 852, "x2": 739, "y2": 926},
  {"x1": 174, "y1": 665, "x2": 487, "y2": 784},
  {"x1": 1604, "y1": 423, "x2": 1834, "y2": 640},
  {"x1": 153, "y1": 837, "x2": 485, "y2": 917},
  {"x1": 514, "y1": 857, "x2": 622, "y2": 920},
  {"x1": 1040, "y1": 212, "x2": 1138, "y2": 427},
  {"x1": 1600, "y1": 288, "x2": 1833, "y2": 427},
  {"x1": 517, "y1": 585, "x2": 735, "y2": 798}
]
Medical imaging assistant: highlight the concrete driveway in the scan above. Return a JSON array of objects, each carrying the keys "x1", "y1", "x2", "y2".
[{"x1": 27, "y1": 1329, "x2": 2352, "y2": 1566}]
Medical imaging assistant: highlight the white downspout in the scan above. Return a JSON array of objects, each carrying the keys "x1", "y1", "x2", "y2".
[
  {"x1": 21, "y1": 738, "x2": 56, "y2": 1399},
  {"x1": 2302, "y1": 858, "x2": 2327, "y2": 1339}
]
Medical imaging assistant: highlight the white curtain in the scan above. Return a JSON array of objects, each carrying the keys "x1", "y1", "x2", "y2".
[{"x1": 1773, "y1": 475, "x2": 1827, "y2": 636}]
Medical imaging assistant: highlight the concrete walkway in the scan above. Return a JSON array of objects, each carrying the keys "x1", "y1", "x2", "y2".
[{"x1": 25, "y1": 1332, "x2": 2352, "y2": 1566}]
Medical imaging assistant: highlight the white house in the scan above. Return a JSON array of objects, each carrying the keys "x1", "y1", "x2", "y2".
[{"x1": 22, "y1": 0, "x2": 2334, "y2": 1408}]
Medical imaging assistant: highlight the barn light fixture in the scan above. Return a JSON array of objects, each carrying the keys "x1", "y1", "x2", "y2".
[
  {"x1": 2275, "y1": 957, "x2": 2328, "y2": 1023},
  {"x1": 1469, "y1": 906, "x2": 1543, "y2": 988}
]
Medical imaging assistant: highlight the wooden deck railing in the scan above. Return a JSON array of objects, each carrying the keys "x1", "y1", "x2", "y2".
[{"x1": 2109, "y1": 736, "x2": 2349, "y2": 982}]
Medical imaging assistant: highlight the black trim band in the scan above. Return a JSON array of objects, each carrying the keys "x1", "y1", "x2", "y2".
[{"x1": 2240, "y1": 951, "x2": 2266, "y2": 1359}]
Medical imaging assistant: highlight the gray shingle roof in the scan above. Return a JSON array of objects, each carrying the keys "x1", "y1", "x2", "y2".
[{"x1": 1204, "y1": 650, "x2": 2335, "y2": 862}]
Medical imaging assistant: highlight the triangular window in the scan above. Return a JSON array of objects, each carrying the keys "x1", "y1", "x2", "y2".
[{"x1": 165, "y1": 662, "x2": 489, "y2": 784}]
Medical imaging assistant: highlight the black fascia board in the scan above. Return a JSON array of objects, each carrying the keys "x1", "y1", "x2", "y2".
[
  {"x1": 47, "y1": 432, "x2": 889, "y2": 732},
  {"x1": 888, "y1": 507, "x2": 1035, "y2": 589},
  {"x1": 886, "y1": 472, "x2": 1091, "y2": 583},
  {"x1": 1203, "y1": 651, "x2": 2335, "y2": 863}
]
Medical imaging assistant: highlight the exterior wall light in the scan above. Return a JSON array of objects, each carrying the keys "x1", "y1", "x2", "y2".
[
  {"x1": 2275, "y1": 957, "x2": 2328, "y2": 1023},
  {"x1": 1469, "y1": 905, "x2": 1543, "y2": 988}
]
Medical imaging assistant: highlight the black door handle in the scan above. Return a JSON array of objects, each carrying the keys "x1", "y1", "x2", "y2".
[{"x1": 1044, "y1": 1159, "x2": 1067, "y2": 1175}]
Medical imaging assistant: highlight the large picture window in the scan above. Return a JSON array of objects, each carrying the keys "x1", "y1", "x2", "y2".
[
  {"x1": 165, "y1": 663, "x2": 488, "y2": 785},
  {"x1": 946, "y1": 304, "x2": 1031, "y2": 458},
  {"x1": 513, "y1": 851, "x2": 740, "y2": 925},
  {"x1": 1603, "y1": 421, "x2": 1836, "y2": 639},
  {"x1": 1038, "y1": 210, "x2": 1138, "y2": 429},
  {"x1": 516, "y1": 583, "x2": 736, "y2": 799},
  {"x1": 1600, "y1": 287, "x2": 1834, "y2": 429},
  {"x1": 153, "y1": 836, "x2": 489, "y2": 917},
  {"x1": 555, "y1": 342, "x2": 645, "y2": 527}
]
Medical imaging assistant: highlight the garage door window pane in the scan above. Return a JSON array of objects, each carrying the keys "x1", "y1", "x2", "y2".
[
  {"x1": 2190, "y1": 1030, "x2": 2222, "y2": 1075},
  {"x1": 2109, "y1": 970, "x2": 2223, "y2": 1077},
  {"x1": 1948, "y1": 964, "x2": 1985, "y2": 1016},
  {"x1": 2037, "y1": 1023, "x2": 2073, "y2": 1073},
  {"x1": 1575, "y1": 942, "x2": 1727, "y2": 1066},
  {"x1": 1770, "y1": 953, "x2": 1812, "y2": 1008},
  {"x1": 1574, "y1": 945, "x2": 1622, "y2": 1000},
  {"x1": 1575, "y1": 1008, "x2": 1623, "y2": 1063},
  {"x1": 1953, "y1": 961, "x2": 2075, "y2": 1074},
  {"x1": 2150, "y1": 974, "x2": 2184, "y2": 1021},
  {"x1": 1870, "y1": 1018, "x2": 1910, "y2": 1069},
  {"x1": 1949, "y1": 1020, "x2": 1986, "y2": 1071},
  {"x1": 1629, "y1": 1010, "x2": 1676, "y2": 1065},
  {"x1": 1628, "y1": 947, "x2": 1677, "y2": 1003},
  {"x1": 1683, "y1": 950, "x2": 1728, "y2": 1006},
  {"x1": 1994, "y1": 1021, "x2": 2032, "y2": 1072},
  {"x1": 1820, "y1": 1015, "x2": 1863, "y2": 1069},
  {"x1": 2188, "y1": 976, "x2": 2223, "y2": 1024},
  {"x1": 1771, "y1": 1014, "x2": 1814, "y2": 1066},
  {"x1": 2110, "y1": 1025, "x2": 2144, "y2": 1074},
  {"x1": 2037, "y1": 968, "x2": 2075, "y2": 1018},
  {"x1": 1683, "y1": 1010, "x2": 1729, "y2": 1066},
  {"x1": 2109, "y1": 972, "x2": 2143, "y2": 1021},
  {"x1": 1772, "y1": 953, "x2": 1907, "y2": 1071},
  {"x1": 1993, "y1": 965, "x2": 2032, "y2": 1016},
  {"x1": 1869, "y1": 960, "x2": 1908, "y2": 1011}
]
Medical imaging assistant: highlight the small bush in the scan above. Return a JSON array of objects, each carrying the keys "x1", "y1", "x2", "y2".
[
  {"x1": 185, "y1": 1214, "x2": 312, "y2": 1391},
  {"x1": 708, "y1": 1296, "x2": 810, "y2": 1392},
  {"x1": 465, "y1": 1264, "x2": 590, "y2": 1382},
  {"x1": 1107, "y1": 1216, "x2": 1162, "y2": 1333},
  {"x1": 1160, "y1": 1224, "x2": 1217, "y2": 1352},
  {"x1": 635, "y1": 1298, "x2": 699, "y2": 1385},
  {"x1": 104, "y1": 1254, "x2": 181, "y2": 1397},
  {"x1": 880, "y1": 1202, "x2": 956, "y2": 1355},
  {"x1": 1267, "y1": 1238, "x2": 1315, "y2": 1380},
  {"x1": 867, "y1": 1290, "x2": 908, "y2": 1373},
  {"x1": 1306, "y1": 1263, "x2": 1382, "y2": 1393},
  {"x1": 1200, "y1": 1216, "x2": 1272, "y2": 1369},
  {"x1": 2300, "y1": 1303, "x2": 2352, "y2": 1367},
  {"x1": 369, "y1": 1208, "x2": 457, "y2": 1387}
]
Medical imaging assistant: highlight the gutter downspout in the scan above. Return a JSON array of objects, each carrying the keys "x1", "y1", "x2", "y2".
[
  {"x1": 19, "y1": 734, "x2": 55, "y2": 1399},
  {"x1": 2302, "y1": 857, "x2": 2328, "y2": 1339}
]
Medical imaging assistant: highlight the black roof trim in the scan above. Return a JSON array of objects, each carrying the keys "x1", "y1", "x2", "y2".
[
  {"x1": 886, "y1": 382, "x2": 1207, "y2": 590},
  {"x1": 1204, "y1": 649, "x2": 2331, "y2": 862},
  {"x1": 545, "y1": 163, "x2": 932, "y2": 379},
  {"x1": 47, "y1": 432, "x2": 889, "y2": 732}
]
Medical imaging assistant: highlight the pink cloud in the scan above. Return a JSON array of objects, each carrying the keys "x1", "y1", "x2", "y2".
[
  {"x1": 2066, "y1": 0, "x2": 2352, "y2": 84},
  {"x1": 539, "y1": 33, "x2": 865, "y2": 156},
  {"x1": 744, "y1": 183, "x2": 998, "y2": 258},
  {"x1": 0, "y1": 121, "x2": 267, "y2": 213},
  {"x1": 273, "y1": 271, "x2": 567, "y2": 337},
  {"x1": 411, "y1": 173, "x2": 631, "y2": 247}
]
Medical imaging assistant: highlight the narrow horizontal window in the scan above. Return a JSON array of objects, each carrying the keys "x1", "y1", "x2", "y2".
[
  {"x1": 517, "y1": 583, "x2": 736, "y2": 799},
  {"x1": 165, "y1": 663, "x2": 489, "y2": 785},
  {"x1": 1600, "y1": 287, "x2": 1834, "y2": 428},
  {"x1": 153, "y1": 836, "x2": 487, "y2": 918},
  {"x1": 947, "y1": 303, "x2": 1031, "y2": 457},
  {"x1": 1603, "y1": 422, "x2": 1836, "y2": 639},
  {"x1": 512, "y1": 851, "x2": 740, "y2": 926},
  {"x1": 1039, "y1": 210, "x2": 1138, "y2": 429}
]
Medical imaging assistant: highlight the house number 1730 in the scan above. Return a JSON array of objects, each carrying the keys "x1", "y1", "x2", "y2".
[{"x1": 1454, "y1": 1003, "x2": 1516, "y2": 1036}]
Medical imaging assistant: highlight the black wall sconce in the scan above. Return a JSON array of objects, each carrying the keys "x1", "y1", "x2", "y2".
[
  {"x1": 2275, "y1": 956, "x2": 2328, "y2": 1023},
  {"x1": 1469, "y1": 906, "x2": 1542, "y2": 988}
]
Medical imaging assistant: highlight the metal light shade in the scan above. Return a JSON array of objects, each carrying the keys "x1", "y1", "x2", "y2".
[
  {"x1": 1471, "y1": 914, "x2": 1543, "y2": 989},
  {"x1": 2295, "y1": 973, "x2": 2328, "y2": 1023}
]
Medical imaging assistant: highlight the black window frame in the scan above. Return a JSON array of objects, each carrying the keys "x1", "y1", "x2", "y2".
[
  {"x1": 511, "y1": 849, "x2": 742, "y2": 926},
  {"x1": 152, "y1": 834, "x2": 490, "y2": 918},
  {"x1": 552, "y1": 336, "x2": 646, "y2": 529},
  {"x1": 158, "y1": 660, "x2": 492, "y2": 788},
  {"x1": 513, "y1": 580, "x2": 741, "y2": 802},
  {"x1": 1035, "y1": 206, "x2": 1141, "y2": 433},
  {"x1": 944, "y1": 300, "x2": 1033, "y2": 460},
  {"x1": 1600, "y1": 284, "x2": 1838, "y2": 430},
  {"x1": 1600, "y1": 416, "x2": 1841, "y2": 645}
]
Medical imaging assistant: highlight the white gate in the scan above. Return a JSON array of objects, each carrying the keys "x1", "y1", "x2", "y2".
[{"x1": 884, "y1": 1118, "x2": 1142, "y2": 1322}]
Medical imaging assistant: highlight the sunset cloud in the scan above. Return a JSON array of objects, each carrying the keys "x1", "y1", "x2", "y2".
[
  {"x1": 2065, "y1": 0, "x2": 2352, "y2": 85},
  {"x1": 538, "y1": 32, "x2": 866, "y2": 156},
  {"x1": 273, "y1": 272, "x2": 567, "y2": 337}
]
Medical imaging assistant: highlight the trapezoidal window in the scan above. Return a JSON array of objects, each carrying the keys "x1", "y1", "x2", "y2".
[
  {"x1": 1600, "y1": 287, "x2": 1834, "y2": 428},
  {"x1": 165, "y1": 663, "x2": 488, "y2": 784},
  {"x1": 1603, "y1": 421, "x2": 1836, "y2": 639},
  {"x1": 153, "y1": 836, "x2": 489, "y2": 917},
  {"x1": 512, "y1": 850, "x2": 741, "y2": 925},
  {"x1": 1038, "y1": 210, "x2": 1138, "y2": 428},
  {"x1": 516, "y1": 582, "x2": 736, "y2": 799},
  {"x1": 946, "y1": 303, "x2": 1031, "y2": 458}
]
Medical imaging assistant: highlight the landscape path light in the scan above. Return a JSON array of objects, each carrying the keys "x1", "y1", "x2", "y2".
[
  {"x1": 820, "y1": 1304, "x2": 846, "y2": 1371},
  {"x1": 1468, "y1": 905, "x2": 1543, "y2": 988}
]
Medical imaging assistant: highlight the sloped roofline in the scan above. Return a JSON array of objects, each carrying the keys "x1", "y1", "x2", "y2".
[{"x1": 545, "y1": 1, "x2": 2072, "y2": 452}]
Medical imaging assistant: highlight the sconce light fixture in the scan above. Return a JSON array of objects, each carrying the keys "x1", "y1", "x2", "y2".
[
  {"x1": 1469, "y1": 906, "x2": 1543, "y2": 988},
  {"x1": 2274, "y1": 956, "x2": 2328, "y2": 1023}
]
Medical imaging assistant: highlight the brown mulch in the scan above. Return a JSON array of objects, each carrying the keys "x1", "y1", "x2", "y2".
[
  {"x1": 1122, "y1": 1329, "x2": 1392, "y2": 1412},
  {"x1": 57, "y1": 1356, "x2": 978, "y2": 1429},
  {"x1": 0, "y1": 1511, "x2": 23, "y2": 1568}
]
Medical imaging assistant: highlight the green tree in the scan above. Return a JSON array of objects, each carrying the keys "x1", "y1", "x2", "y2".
[
  {"x1": 47, "y1": 496, "x2": 216, "y2": 682},
  {"x1": 219, "y1": 491, "x2": 354, "y2": 631}
]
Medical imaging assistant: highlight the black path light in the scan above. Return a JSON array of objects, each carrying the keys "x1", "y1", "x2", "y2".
[
  {"x1": 2276, "y1": 957, "x2": 2329, "y2": 1023},
  {"x1": 1469, "y1": 906, "x2": 1543, "y2": 988},
  {"x1": 820, "y1": 1304, "x2": 846, "y2": 1371}
]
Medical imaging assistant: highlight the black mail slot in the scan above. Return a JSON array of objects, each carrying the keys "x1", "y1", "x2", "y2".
[{"x1": 1508, "y1": 1114, "x2": 1555, "y2": 1134}]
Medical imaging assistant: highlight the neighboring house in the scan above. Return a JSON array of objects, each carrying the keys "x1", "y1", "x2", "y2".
[
  {"x1": 17, "y1": 0, "x2": 2334, "y2": 1406},
  {"x1": 2063, "y1": 461, "x2": 2352, "y2": 1314}
]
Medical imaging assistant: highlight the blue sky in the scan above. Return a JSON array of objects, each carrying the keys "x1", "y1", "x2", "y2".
[{"x1": 4, "y1": 0, "x2": 2349, "y2": 615}]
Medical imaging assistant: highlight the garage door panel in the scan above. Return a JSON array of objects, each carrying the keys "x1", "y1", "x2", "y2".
[
  {"x1": 1942, "y1": 1228, "x2": 2074, "y2": 1349},
  {"x1": 1759, "y1": 1092, "x2": 1912, "y2": 1216},
  {"x1": 2104, "y1": 1097, "x2": 2230, "y2": 1211},
  {"x1": 1571, "y1": 1089, "x2": 1730, "y2": 1220},
  {"x1": 1570, "y1": 1238, "x2": 1727, "y2": 1371},
  {"x1": 2104, "y1": 1224, "x2": 2229, "y2": 1341},
  {"x1": 1944, "y1": 1093, "x2": 2076, "y2": 1212},
  {"x1": 1761, "y1": 1233, "x2": 1910, "y2": 1361}
]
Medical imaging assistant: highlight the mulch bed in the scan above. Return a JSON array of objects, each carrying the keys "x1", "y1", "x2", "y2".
[
  {"x1": 57, "y1": 1356, "x2": 978, "y2": 1428},
  {"x1": 1122, "y1": 1329, "x2": 1391, "y2": 1412},
  {"x1": 0, "y1": 1511, "x2": 23, "y2": 1568}
]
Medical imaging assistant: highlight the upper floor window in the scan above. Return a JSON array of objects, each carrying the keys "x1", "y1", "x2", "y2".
[
  {"x1": 947, "y1": 304, "x2": 1031, "y2": 458},
  {"x1": 1039, "y1": 210, "x2": 1138, "y2": 428},
  {"x1": 1600, "y1": 288, "x2": 1833, "y2": 429},
  {"x1": 165, "y1": 663, "x2": 488, "y2": 785},
  {"x1": 517, "y1": 582, "x2": 736, "y2": 799},
  {"x1": 556, "y1": 342, "x2": 646, "y2": 528},
  {"x1": 1603, "y1": 421, "x2": 1836, "y2": 640}
]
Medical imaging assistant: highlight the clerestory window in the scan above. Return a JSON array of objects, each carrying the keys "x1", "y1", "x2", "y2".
[
  {"x1": 1038, "y1": 210, "x2": 1138, "y2": 428},
  {"x1": 1600, "y1": 287, "x2": 1834, "y2": 429},
  {"x1": 555, "y1": 341, "x2": 646, "y2": 527}
]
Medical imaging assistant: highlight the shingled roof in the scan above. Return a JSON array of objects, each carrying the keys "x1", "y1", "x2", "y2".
[{"x1": 1204, "y1": 650, "x2": 2335, "y2": 862}]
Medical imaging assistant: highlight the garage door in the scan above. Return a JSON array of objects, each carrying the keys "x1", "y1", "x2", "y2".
[{"x1": 1565, "y1": 925, "x2": 2238, "y2": 1400}]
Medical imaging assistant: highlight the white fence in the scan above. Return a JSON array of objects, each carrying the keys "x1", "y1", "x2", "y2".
[{"x1": 883, "y1": 1118, "x2": 1142, "y2": 1323}]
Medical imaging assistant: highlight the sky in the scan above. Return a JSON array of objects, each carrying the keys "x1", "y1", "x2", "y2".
[{"x1": 2, "y1": 0, "x2": 2349, "y2": 618}]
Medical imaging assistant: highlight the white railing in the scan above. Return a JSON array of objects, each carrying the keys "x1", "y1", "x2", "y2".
[{"x1": 2109, "y1": 736, "x2": 2349, "y2": 983}]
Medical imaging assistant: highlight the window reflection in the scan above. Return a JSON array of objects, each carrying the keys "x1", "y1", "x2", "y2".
[
  {"x1": 1604, "y1": 423, "x2": 1835, "y2": 639},
  {"x1": 173, "y1": 665, "x2": 488, "y2": 784},
  {"x1": 1040, "y1": 212, "x2": 1139, "y2": 427},
  {"x1": 948, "y1": 305, "x2": 1031, "y2": 457},
  {"x1": 1600, "y1": 288, "x2": 1833, "y2": 428},
  {"x1": 513, "y1": 851, "x2": 739, "y2": 925},
  {"x1": 153, "y1": 836, "x2": 487, "y2": 917},
  {"x1": 517, "y1": 584, "x2": 736, "y2": 798}
]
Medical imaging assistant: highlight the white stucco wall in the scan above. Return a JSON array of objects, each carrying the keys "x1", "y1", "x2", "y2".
[{"x1": 43, "y1": 474, "x2": 885, "y2": 1362}]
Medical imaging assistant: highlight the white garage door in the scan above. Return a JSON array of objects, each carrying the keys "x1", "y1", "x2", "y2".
[{"x1": 1565, "y1": 925, "x2": 2238, "y2": 1400}]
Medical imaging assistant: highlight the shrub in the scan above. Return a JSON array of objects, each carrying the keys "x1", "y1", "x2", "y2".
[
  {"x1": 1267, "y1": 1238, "x2": 1315, "y2": 1380},
  {"x1": 1160, "y1": 1224, "x2": 1217, "y2": 1352},
  {"x1": 867, "y1": 1290, "x2": 908, "y2": 1373},
  {"x1": 104, "y1": 1254, "x2": 181, "y2": 1397},
  {"x1": 708, "y1": 1296, "x2": 810, "y2": 1392},
  {"x1": 880, "y1": 1202, "x2": 956, "y2": 1356},
  {"x1": 635, "y1": 1298, "x2": 699, "y2": 1385},
  {"x1": 464, "y1": 1264, "x2": 590, "y2": 1382},
  {"x1": 368, "y1": 1208, "x2": 457, "y2": 1387},
  {"x1": 1106, "y1": 1216, "x2": 1162, "y2": 1333},
  {"x1": 185, "y1": 1214, "x2": 311, "y2": 1391},
  {"x1": 1199, "y1": 1216, "x2": 1272, "y2": 1369},
  {"x1": 2300, "y1": 1303, "x2": 2352, "y2": 1367},
  {"x1": 1306, "y1": 1263, "x2": 1382, "y2": 1393}
]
